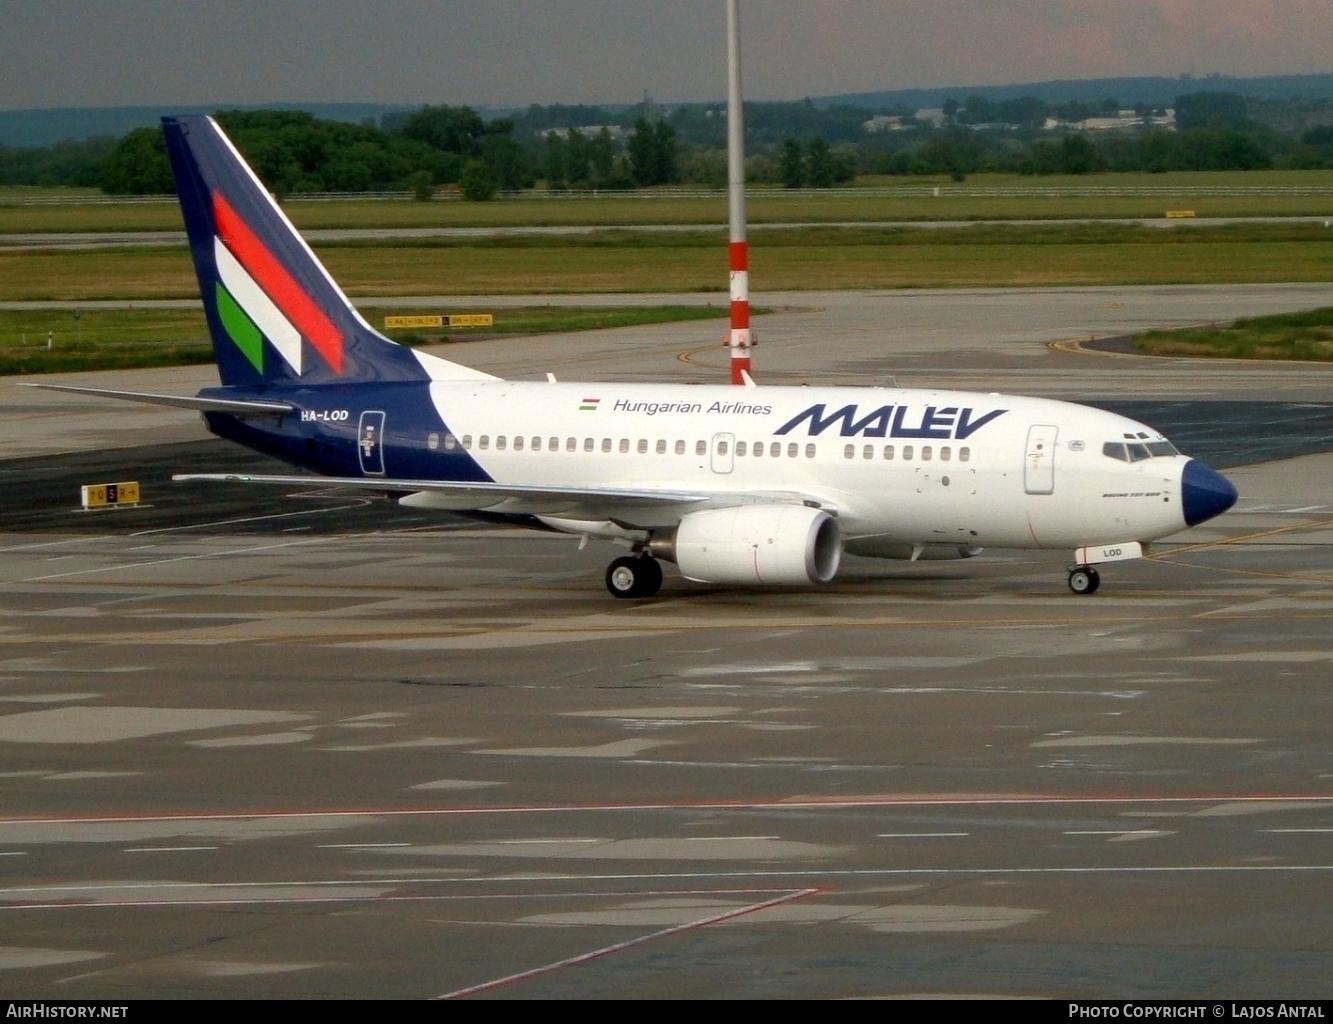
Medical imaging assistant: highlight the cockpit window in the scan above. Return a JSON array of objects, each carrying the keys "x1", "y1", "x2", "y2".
[{"x1": 1105, "y1": 439, "x2": 1179, "y2": 462}]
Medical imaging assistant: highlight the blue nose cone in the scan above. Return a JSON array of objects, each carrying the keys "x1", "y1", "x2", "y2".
[{"x1": 1182, "y1": 460, "x2": 1239, "y2": 526}]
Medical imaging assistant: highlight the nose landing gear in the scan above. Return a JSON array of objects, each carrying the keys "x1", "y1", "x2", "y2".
[
  {"x1": 1067, "y1": 565, "x2": 1101, "y2": 595},
  {"x1": 606, "y1": 555, "x2": 664, "y2": 599}
]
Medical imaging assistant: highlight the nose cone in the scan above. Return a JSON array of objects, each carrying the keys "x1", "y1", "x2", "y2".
[{"x1": 1182, "y1": 460, "x2": 1239, "y2": 526}]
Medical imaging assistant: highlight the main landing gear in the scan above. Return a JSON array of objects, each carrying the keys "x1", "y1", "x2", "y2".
[
  {"x1": 606, "y1": 555, "x2": 664, "y2": 599},
  {"x1": 1067, "y1": 565, "x2": 1101, "y2": 595}
]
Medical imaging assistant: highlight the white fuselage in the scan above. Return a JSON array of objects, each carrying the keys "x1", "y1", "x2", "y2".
[{"x1": 422, "y1": 381, "x2": 1193, "y2": 551}]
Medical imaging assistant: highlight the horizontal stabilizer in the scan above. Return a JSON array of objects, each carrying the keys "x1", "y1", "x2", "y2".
[{"x1": 21, "y1": 383, "x2": 294, "y2": 416}]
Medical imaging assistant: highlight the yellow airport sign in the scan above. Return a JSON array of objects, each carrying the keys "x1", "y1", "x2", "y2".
[
  {"x1": 1165, "y1": 210, "x2": 1196, "y2": 219},
  {"x1": 384, "y1": 314, "x2": 493, "y2": 329},
  {"x1": 81, "y1": 481, "x2": 140, "y2": 509}
]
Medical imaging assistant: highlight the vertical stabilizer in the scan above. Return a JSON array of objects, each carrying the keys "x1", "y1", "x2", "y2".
[{"x1": 162, "y1": 115, "x2": 494, "y2": 388}]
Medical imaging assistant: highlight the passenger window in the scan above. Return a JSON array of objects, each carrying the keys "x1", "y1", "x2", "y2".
[
  {"x1": 443, "y1": 433, "x2": 456, "y2": 451},
  {"x1": 844, "y1": 444, "x2": 855, "y2": 460},
  {"x1": 902, "y1": 445, "x2": 913, "y2": 460},
  {"x1": 656, "y1": 439, "x2": 667, "y2": 454},
  {"x1": 462, "y1": 434, "x2": 473, "y2": 450},
  {"x1": 479, "y1": 435, "x2": 490, "y2": 450},
  {"x1": 567, "y1": 437, "x2": 577, "y2": 452},
  {"x1": 736, "y1": 441, "x2": 747, "y2": 457},
  {"x1": 530, "y1": 436, "x2": 540, "y2": 452},
  {"x1": 675, "y1": 440, "x2": 686, "y2": 455},
  {"x1": 883, "y1": 445, "x2": 894, "y2": 460},
  {"x1": 638, "y1": 439, "x2": 648, "y2": 454},
  {"x1": 805, "y1": 444, "x2": 815, "y2": 459},
  {"x1": 551, "y1": 437, "x2": 560, "y2": 452},
  {"x1": 754, "y1": 441, "x2": 764, "y2": 457},
  {"x1": 428, "y1": 432, "x2": 440, "y2": 451},
  {"x1": 513, "y1": 436, "x2": 524, "y2": 451},
  {"x1": 960, "y1": 447, "x2": 970, "y2": 463},
  {"x1": 696, "y1": 440, "x2": 707, "y2": 456},
  {"x1": 770, "y1": 442, "x2": 781, "y2": 458},
  {"x1": 922, "y1": 446, "x2": 932, "y2": 461},
  {"x1": 863, "y1": 444, "x2": 874, "y2": 460},
  {"x1": 940, "y1": 447, "x2": 951, "y2": 462},
  {"x1": 717, "y1": 440, "x2": 729, "y2": 456},
  {"x1": 788, "y1": 443, "x2": 798, "y2": 459},
  {"x1": 602, "y1": 438, "x2": 612, "y2": 453},
  {"x1": 584, "y1": 438, "x2": 594, "y2": 452},
  {"x1": 496, "y1": 436, "x2": 507, "y2": 451},
  {"x1": 619, "y1": 438, "x2": 629, "y2": 454},
  {"x1": 1103, "y1": 442, "x2": 1128, "y2": 462}
]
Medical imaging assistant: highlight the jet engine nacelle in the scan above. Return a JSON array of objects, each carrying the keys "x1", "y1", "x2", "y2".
[{"x1": 662, "y1": 504, "x2": 842, "y2": 585}]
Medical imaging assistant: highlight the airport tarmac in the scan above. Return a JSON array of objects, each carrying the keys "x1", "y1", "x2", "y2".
[{"x1": 1, "y1": 285, "x2": 1332, "y2": 999}]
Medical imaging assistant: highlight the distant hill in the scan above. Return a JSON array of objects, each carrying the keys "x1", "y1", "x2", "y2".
[
  {"x1": 0, "y1": 103, "x2": 414, "y2": 147},
  {"x1": 5, "y1": 73, "x2": 1333, "y2": 146},
  {"x1": 823, "y1": 73, "x2": 1333, "y2": 111}
]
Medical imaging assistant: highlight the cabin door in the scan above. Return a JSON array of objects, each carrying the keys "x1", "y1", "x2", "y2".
[
  {"x1": 1024, "y1": 424, "x2": 1058, "y2": 495},
  {"x1": 359, "y1": 410, "x2": 386, "y2": 476}
]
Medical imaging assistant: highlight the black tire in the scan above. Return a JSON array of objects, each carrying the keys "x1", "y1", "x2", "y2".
[
  {"x1": 606, "y1": 555, "x2": 663, "y2": 599},
  {"x1": 1068, "y1": 565, "x2": 1101, "y2": 595}
]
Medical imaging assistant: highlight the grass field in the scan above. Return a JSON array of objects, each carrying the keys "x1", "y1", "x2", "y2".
[
  {"x1": 0, "y1": 304, "x2": 733, "y2": 374},
  {"x1": 2, "y1": 169, "x2": 1332, "y2": 233},
  {"x1": 5, "y1": 222, "x2": 1332, "y2": 301},
  {"x1": 1132, "y1": 305, "x2": 1333, "y2": 361}
]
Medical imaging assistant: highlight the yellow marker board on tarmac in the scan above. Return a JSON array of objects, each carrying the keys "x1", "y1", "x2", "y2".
[
  {"x1": 384, "y1": 314, "x2": 493, "y2": 329},
  {"x1": 1165, "y1": 210, "x2": 1196, "y2": 219},
  {"x1": 81, "y1": 481, "x2": 140, "y2": 509}
]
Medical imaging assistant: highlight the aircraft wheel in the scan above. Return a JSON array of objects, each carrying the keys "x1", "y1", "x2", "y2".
[
  {"x1": 606, "y1": 555, "x2": 663, "y2": 599},
  {"x1": 1068, "y1": 565, "x2": 1101, "y2": 595}
]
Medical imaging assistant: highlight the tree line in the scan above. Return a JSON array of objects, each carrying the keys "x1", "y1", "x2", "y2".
[{"x1": 2, "y1": 92, "x2": 1331, "y2": 199}]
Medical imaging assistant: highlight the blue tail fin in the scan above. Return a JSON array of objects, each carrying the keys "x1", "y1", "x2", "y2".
[{"x1": 163, "y1": 115, "x2": 491, "y2": 389}]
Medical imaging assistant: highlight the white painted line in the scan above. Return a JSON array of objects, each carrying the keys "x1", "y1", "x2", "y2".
[
  {"x1": 5, "y1": 793, "x2": 1331, "y2": 829},
  {"x1": 128, "y1": 503, "x2": 369, "y2": 537},
  {"x1": 318, "y1": 843, "x2": 412, "y2": 849},
  {"x1": 11, "y1": 537, "x2": 332, "y2": 584},
  {"x1": 877, "y1": 832, "x2": 969, "y2": 838},
  {"x1": 434, "y1": 888, "x2": 823, "y2": 1000},
  {"x1": 496, "y1": 838, "x2": 601, "y2": 845},
  {"x1": 1265, "y1": 828, "x2": 1333, "y2": 834},
  {"x1": 686, "y1": 836, "x2": 780, "y2": 841},
  {"x1": 1064, "y1": 830, "x2": 1169, "y2": 837},
  {"x1": 0, "y1": 852, "x2": 26, "y2": 857},
  {"x1": 123, "y1": 846, "x2": 218, "y2": 853}
]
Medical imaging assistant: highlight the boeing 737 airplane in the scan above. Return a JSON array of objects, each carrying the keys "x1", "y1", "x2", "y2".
[{"x1": 28, "y1": 115, "x2": 1239, "y2": 598}]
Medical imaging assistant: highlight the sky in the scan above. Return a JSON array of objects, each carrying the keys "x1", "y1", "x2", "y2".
[{"x1": 3, "y1": 0, "x2": 1330, "y2": 111}]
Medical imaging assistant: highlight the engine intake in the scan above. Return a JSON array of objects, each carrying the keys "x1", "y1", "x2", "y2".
[{"x1": 656, "y1": 505, "x2": 842, "y2": 585}]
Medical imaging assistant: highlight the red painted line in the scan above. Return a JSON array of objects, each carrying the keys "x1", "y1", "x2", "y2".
[
  {"x1": 211, "y1": 192, "x2": 343, "y2": 373},
  {"x1": 434, "y1": 886, "x2": 824, "y2": 999},
  {"x1": 4, "y1": 793, "x2": 1331, "y2": 828}
]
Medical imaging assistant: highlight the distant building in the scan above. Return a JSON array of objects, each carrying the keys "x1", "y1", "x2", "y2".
[
  {"x1": 862, "y1": 114, "x2": 905, "y2": 132},
  {"x1": 914, "y1": 108, "x2": 946, "y2": 127},
  {"x1": 540, "y1": 125, "x2": 626, "y2": 142}
]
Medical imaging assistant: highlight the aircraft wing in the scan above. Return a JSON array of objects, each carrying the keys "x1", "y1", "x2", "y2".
[
  {"x1": 20, "y1": 383, "x2": 294, "y2": 416},
  {"x1": 174, "y1": 472, "x2": 712, "y2": 508},
  {"x1": 172, "y1": 472, "x2": 833, "y2": 522}
]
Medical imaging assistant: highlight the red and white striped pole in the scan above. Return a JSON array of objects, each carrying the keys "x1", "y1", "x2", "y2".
[{"x1": 725, "y1": 0, "x2": 752, "y2": 385}]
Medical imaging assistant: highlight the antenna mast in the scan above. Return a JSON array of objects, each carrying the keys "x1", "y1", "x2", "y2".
[{"x1": 725, "y1": 0, "x2": 752, "y2": 384}]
